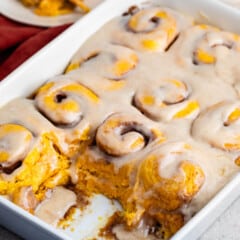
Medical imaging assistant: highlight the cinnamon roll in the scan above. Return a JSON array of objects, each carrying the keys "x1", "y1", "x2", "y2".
[
  {"x1": 112, "y1": 7, "x2": 190, "y2": 52},
  {"x1": 133, "y1": 79, "x2": 199, "y2": 121},
  {"x1": 125, "y1": 141, "x2": 204, "y2": 235},
  {"x1": 34, "y1": 77, "x2": 102, "y2": 156},
  {"x1": 96, "y1": 112, "x2": 165, "y2": 156},
  {"x1": 173, "y1": 25, "x2": 240, "y2": 67},
  {"x1": 65, "y1": 44, "x2": 138, "y2": 82},
  {"x1": 35, "y1": 78, "x2": 99, "y2": 126},
  {"x1": 192, "y1": 101, "x2": 240, "y2": 157},
  {"x1": 138, "y1": 142, "x2": 205, "y2": 211},
  {"x1": 193, "y1": 29, "x2": 240, "y2": 65}
]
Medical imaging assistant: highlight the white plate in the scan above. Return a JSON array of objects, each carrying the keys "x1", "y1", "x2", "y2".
[{"x1": 0, "y1": 0, "x2": 101, "y2": 27}]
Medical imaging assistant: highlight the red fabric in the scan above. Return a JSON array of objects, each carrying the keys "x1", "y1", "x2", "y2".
[{"x1": 0, "y1": 15, "x2": 70, "y2": 80}]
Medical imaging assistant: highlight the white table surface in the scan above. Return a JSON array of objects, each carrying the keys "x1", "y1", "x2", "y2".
[
  {"x1": 1, "y1": 195, "x2": 240, "y2": 240},
  {"x1": 200, "y1": 195, "x2": 240, "y2": 240}
]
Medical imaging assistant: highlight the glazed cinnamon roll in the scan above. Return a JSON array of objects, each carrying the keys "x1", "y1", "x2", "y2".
[
  {"x1": 194, "y1": 29, "x2": 240, "y2": 65},
  {"x1": 96, "y1": 112, "x2": 165, "y2": 157},
  {"x1": 173, "y1": 25, "x2": 240, "y2": 66},
  {"x1": 120, "y1": 142, "x2": 205, "y2": 230},
  {"x1": 34, "y1": 77, "x2": 102, "y2": 156},
  {"x1": 113, "y1": 7, "x2": 190, "y2": 52},
  {"x1": 138, "y1": 142, "x2": 205, "y2": 211},
  {"x1": 35, "y1": 78, "x2": 99, "y2": 127},
  {"x1": 65, "y1": 44, "x2": 138, "y2": 82},
  {"x1": 133, "y1": 79, "x2": 199, "y2": 121},
  {"x1": 192, "y1": 101, "x2": 240, "y2": 159}
]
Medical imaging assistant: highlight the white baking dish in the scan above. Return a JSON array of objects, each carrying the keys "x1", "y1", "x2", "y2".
[{"x1": 1, "y1": 0, "x2": 240, "y2": 239}]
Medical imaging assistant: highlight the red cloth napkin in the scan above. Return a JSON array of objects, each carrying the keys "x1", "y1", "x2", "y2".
[{"x1": 0, "y1": 15, "x2": 70, "y2": 80}]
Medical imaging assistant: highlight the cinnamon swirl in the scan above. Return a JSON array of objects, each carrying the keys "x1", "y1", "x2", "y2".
[
  {"x1": 112, "y1": 7, "x2": 190, "y2": 52},
  {"x1": 172, "y1": 25, "x2": 240, "y2": 85},
  {"x1": 133, "y1": 79, "x2": 199, "y2": 121},
  {"x1": 192, "y1": 101, "x2": 240, "y2": 155},
  {"x1": 96, "y1": 112, "x2": 165, "y2": 157},
  {"x1": 65, "y1": 44, "x2": 138, "y2": 81}
]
